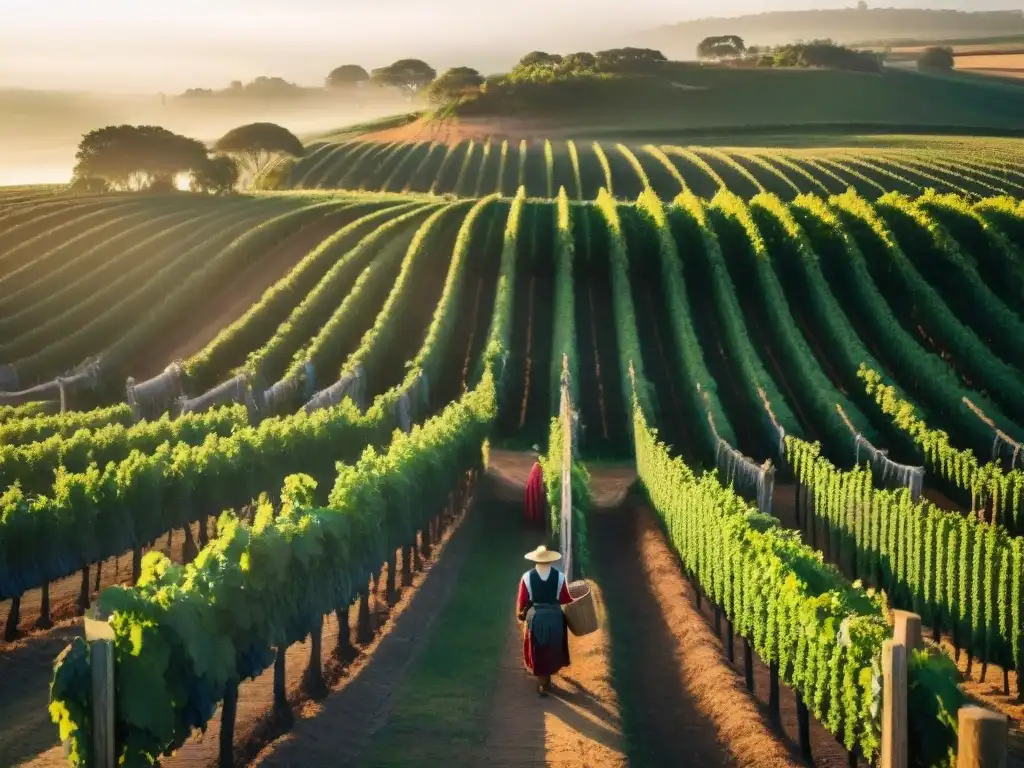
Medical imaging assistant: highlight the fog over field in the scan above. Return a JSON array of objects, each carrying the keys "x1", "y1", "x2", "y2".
[{"x1": 0, "y1": 0, "x2": 1020, "y2": 183}]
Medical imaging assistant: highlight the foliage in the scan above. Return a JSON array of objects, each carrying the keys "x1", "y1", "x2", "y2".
[
  {"x1": 49, "y1": 370, "x2": 498, "y2": 766},
  {"x1": 73, "y1": 125, "x2": 209, "y2": 191},
  {"x1": 636, "y1": 401, "x2": 963, "y2": 764},
  {"x1": 860, "y1": 367, "x2": 1024, "y2": 527},
  {"x1": 697, "y1": 35, "x2": 747, "y2": 59},
  {"x1": 426, "y1": 67, "x2": 484, "y2": 106},
  {"x1": 189, "y1": 155, "x2": 239, "y2": 195},
  {"x1": 918, "y1": 46, "x2": 955, "y2": 72},
  {"x1": 326, "y1": 64, "x2": 369, "y2": 89},
  {"x1": 786, "y1": 428, "x2": 1019, "y2": 719},
  {"x1": 370, "y1": 59, "x2": 437, "y2": 93},
  {"x1": 67, "y1": 176, "x2": 109, "y2": 194},
  {"x1": 214, "y1": 123, "x2": 305, "y2": 176},
  {"x1": 771, "y1": 41, "x2": 882, "y2": 73},
  {"x1": 0, "y1": 404, "x2": 133, "y2": 446}
]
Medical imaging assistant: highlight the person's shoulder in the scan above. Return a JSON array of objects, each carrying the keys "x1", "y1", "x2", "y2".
[{"x1": 522, "y1": 570, "x2": 534, "y2": 582}]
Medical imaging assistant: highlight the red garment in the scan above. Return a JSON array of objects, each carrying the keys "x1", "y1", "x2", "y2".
[
  {"x1": 524, "y1": 462, "x2": 545, "y2": 526},
  {"x1": 517, "y1": 568, "x2": 572, "y2": 677}
]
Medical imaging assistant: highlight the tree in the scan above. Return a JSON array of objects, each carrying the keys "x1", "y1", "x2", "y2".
[
  {"x1": 697, "y1": 36, "x2": 747, "y2": 60},
  {"x1": 72, "y1": 125, "x2": 208, "y2": 191},
  {"x1": 190, "y1": 155, "x2": 240, "y2": 195},
  {"x1": 595, "y1": 47, "x2": 667, "y2": 73},
  {"x1": 327, "y1": 64, "x2": 369, "y2": 89},
  {"x1": 918, "y1": 46, "x2": 955, "y2": 71},
  {"x1": 67, "y1": 176, "x2": 109, "y2": 194},
  {"x1": 243, "y1": 76, "x2": 302, "y2": 98},
  {"x1": 214, "y1": 123, "x2": 305, "y2": 177},
  {"x1": 425, "y1": 67, "x2": 484, "y2": 105},
  {"x1": 519, "y1": 51, "x2": 563, "y2": 69},
  {"x1": 370, "y1": 59, "x2": 436, "y2": 93},
  {"x1": 560, "y1": 52, "x2": 597, "y2": 74}
]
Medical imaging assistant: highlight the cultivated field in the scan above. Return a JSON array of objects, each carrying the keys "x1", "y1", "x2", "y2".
[
  {"x1": 954, "y1": 52, "x2": 1024, "y2": 79},
  {"x1": 3, "y1": 111, "x2": 1024, "y2": 767}
]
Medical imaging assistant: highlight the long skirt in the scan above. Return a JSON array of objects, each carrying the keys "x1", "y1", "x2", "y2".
[{"x1": 523, "y1": 604, "x2": 570, "y2": 677}]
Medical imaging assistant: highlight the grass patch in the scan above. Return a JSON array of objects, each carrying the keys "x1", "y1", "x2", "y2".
[{"x1": 363, "y1": 498, "x2": 532, "y2": 766}]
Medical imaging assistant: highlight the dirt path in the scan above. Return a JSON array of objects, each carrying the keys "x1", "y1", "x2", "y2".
[
  {"x1": 473, "y1": 457, "x2": 627, "y2": 768},
  {"x1": 587, "y1": 466, "x2": 735, "y2": 768}
]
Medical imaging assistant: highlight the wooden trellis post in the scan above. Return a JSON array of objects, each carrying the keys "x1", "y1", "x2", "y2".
[
  {"x1": 881, "y1": 638, "x2": 907, "y2": 768},
  {"x1": 84, "y1": 610, "x2": 115, "y2": 768},
  {"x1": 957, "y1": 706, "x2": 1007, "y2": 767}
]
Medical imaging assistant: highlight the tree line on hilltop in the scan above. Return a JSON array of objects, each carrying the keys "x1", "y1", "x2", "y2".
[{"x1": 70, "y1": 122, "x2": 305, "y2": 195}]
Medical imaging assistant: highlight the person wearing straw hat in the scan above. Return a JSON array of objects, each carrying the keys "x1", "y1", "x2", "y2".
[
  {"x1": 516, "y1": 545, "x2": 572, "y2": 695},
  {"x1": 524, "y1": 445, "x2": 545, "y2": 527}
]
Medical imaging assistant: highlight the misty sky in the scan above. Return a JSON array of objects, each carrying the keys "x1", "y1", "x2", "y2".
[{"x1": 1, "y1": 0, "x2": 1020, "y2": 91}]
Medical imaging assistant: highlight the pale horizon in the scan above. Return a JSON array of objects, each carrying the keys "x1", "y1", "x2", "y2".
[{"x1": 1, "y1": 0, "x2": 1020, "y2": 93}]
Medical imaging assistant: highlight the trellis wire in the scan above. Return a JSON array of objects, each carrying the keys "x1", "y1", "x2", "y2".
[
  {"x1": 303, "y1": 366, "x2": 365, "y2": 415},
  {"x1": 126, "y1": 363, "x2": 183, "y2": 423},
  {"x1": 836, "y1": 404, "x2": 924, "y2": 501},
  {"x1": 963, "y1": 397, "x2": 1024, "y2": 472},
  {"x1": 177, "y1": 372, "x2": 257, "y2": 418},
  {"x1": 699, "y1": 383, "x2": 774, "y2": 514}
]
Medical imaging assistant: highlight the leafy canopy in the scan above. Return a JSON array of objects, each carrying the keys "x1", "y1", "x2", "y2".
[
  {"x1": 73, "y1": 124, "x2": 208, "y2": 191},
  {"x1": 918, "y1": 46, "x2": 955, "y2": 71},
  {"x1": 190, "y1": 155, "x2": 240, "y2": 195},
  {"x1": 326, "y1": 64, "x2": 369, "y2": 89},
  {"x1": 370, "y1": 59, "x2": 436, "y2": 92},
  {"x1": 426, "y1": 66, "x2": 484, "y2": 105},
  {"x1": 214, "y1": 123, "x2": 304, "y2": 175}
]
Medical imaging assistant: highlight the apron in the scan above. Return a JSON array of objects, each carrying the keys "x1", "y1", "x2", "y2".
[{"x1": 525, "y1": 569, "x2": 568, "y2": 675}]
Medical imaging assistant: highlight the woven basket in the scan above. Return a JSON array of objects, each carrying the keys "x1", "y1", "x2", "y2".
[{"x1": 564, "y1": 579, "x2": 598, "y2": 636}]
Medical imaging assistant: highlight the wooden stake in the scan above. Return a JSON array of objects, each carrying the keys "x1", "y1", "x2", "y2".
[
  {"x1": 957, "y1": 706, "x2": 1007, "y2": 768},
  {"x1": 4, "y1": 597, "x2": 19, "y2": 642},
  {"x1": 273, "y1": 647, "x2": 293, "y2": 726},
  {"x1": 357, "y1": 587, "x2": 372, "y2": 644},
  {"x1": 881, "y1": 640, "x2": 907, "y2": 768},
  {"x1": 305, "y1": 615, "x2": 327, "y2": 699},
  {"x1": 893, "y1": 611, "x2": 922, "y2": 652},
  {"x1": 220, "y1": 682, "x2": 238, "y2": 768},
  {"x1": 36, "y1": 581, "x2": 52, "y2": 629},
  {"x1": 796, "y1": 691, "x2": 812, "y2": 762},
  {"x1": 725, "y1": 619, "x2": 734, "y2": 662},
  {"x1": 386, "y1": 549, "x2": 397, "y2": 606},
  {"x1": 744, "y1": 638, "x2": 754, "y2": 691},
  {"x1": 85, "y1": 613, "x2": 115, "y2": 768},
  {"x1": 769, "y1": 660, "x2": 780, "y2": 725}
]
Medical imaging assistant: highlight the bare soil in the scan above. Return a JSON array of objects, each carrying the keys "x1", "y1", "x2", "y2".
[
  {"x1": 587, "y1": 463, "x2": 791, "y2": 767},
  {"x1": 624, "y1": 500, "x2": 802, "y2": 768},
  {"x1": 132, "y1": 214, "x2": 351, "y2": 380}
]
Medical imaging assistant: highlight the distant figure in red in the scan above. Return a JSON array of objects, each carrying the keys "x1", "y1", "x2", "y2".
[
  {"x1": 524, "y1": 448, "x2": 545, "y2": 527},
  {"x1": 517, "y1": 545, "x2": 572, "y2": 695}
]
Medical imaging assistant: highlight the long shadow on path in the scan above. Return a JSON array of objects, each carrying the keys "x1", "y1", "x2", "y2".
[{"x1": 589, "y1": 487, "x2": 734, "y2": 768}]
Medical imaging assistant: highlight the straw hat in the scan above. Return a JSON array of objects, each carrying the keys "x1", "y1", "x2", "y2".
[{"x1": 525, "y1": 545, "x2": 561, "y2": 563}]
